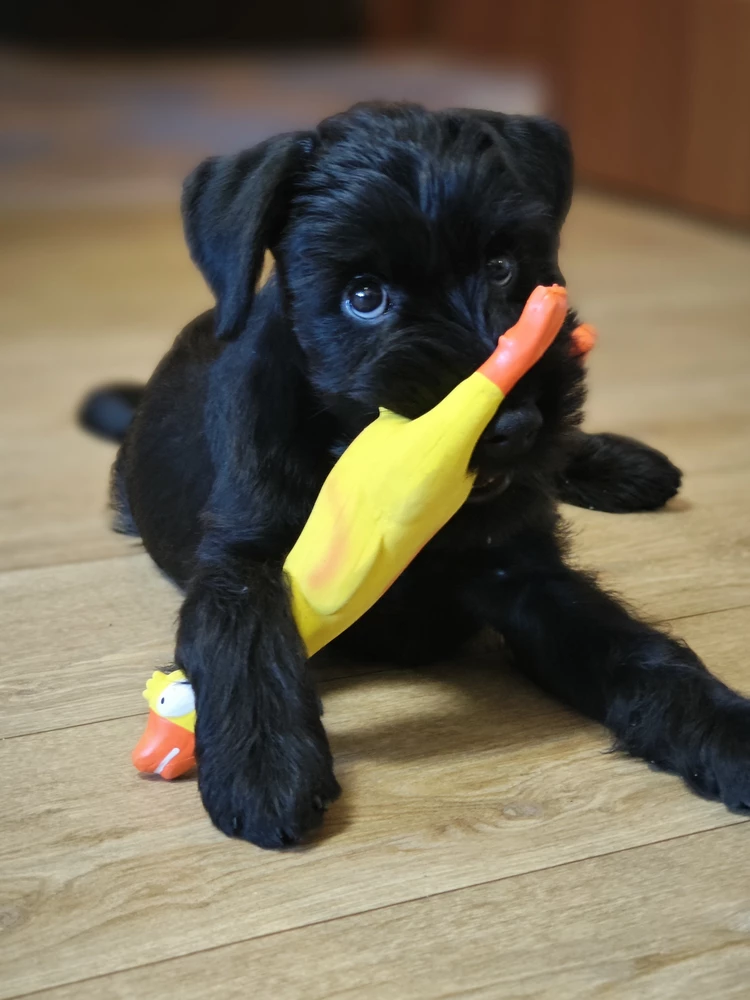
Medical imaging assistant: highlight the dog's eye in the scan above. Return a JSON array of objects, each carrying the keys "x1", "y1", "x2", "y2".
[
  {"x1": 487, "y1": 256, "x2": 516, "y2": 288},
  {"x1": 343, "y1": 277, "x2": 390, "y2": 321}
]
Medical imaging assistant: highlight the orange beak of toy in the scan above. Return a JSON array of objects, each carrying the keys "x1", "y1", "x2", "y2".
[
  {"x1": 570, "y1": 323, "x2": 598, "y2": 359},
  {"x1": 131, "y1": 711, "x2": 196, "y2": 780}
]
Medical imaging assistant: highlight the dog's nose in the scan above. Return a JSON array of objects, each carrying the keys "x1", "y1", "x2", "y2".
[{"x1": 482, "y1": 404, "x2": 542, "y2": 458}]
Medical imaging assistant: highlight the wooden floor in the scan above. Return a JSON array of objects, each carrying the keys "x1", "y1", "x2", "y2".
[{"x1": 3, "y1": 63, "x2": 750, "y2": 1000}]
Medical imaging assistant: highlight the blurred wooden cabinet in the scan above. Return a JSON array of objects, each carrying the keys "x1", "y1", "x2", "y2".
[{"x1": 367, "y1": 0, "x2": 750, "y2": 226}]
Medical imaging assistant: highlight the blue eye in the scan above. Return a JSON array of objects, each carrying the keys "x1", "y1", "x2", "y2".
[
  {"x1": 343, "y1": 277, "x2": 390, "y2": 321},
  {"x1": 488, "y1": 256, "x2": 516, "y2": 287}
]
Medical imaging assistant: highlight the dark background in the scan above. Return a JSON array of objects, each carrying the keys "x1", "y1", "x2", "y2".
[{"x1": 1, "y1": 0, "x2": 364, "y2": 48}]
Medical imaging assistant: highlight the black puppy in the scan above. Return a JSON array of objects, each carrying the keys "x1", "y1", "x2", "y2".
[{"x1": 82, "y1": 103, "x2": 750, "y2": 849}]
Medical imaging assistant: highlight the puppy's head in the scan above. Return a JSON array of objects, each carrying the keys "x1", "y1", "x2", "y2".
[{"x1": 183, "y1": 103, "x2": 586, "y2": 503}]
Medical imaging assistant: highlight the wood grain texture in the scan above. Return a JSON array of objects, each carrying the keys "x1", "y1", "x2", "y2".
[
  {"x1": 554, "y1": 0, "x2": 689, "y2": 198},
  {"x1": 0, "y1": 207, "x2": 211, "y2": 572},
  {"x1": 680, "y1": 0, "x2": 750, "y2": 222},
  {"x1": 565, "y1": 469, "x2": 750, "y2": 624},
  {"x1": 32, "y1": 823, "x2": 750, "y2": 1000},
  {"x1": 0, "y1": 556, "x2": 179, "y2": 739},
  {"x1": 0, "y1": 660, "x2": 745, "y2": 996},
  {"x1": 2, "y1": 609, "x2": 749, "y2": 997},
  {"x1": 550, "y1": 0, "x2": 750, "y2": 225}
]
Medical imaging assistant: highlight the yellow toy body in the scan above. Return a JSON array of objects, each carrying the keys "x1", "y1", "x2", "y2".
[
  {"x1": 133, "y1": 284, "x2": 572, "y2": 779},
  {"x1": 287, "y1": 370, "x2": 507, "y2": 653}
]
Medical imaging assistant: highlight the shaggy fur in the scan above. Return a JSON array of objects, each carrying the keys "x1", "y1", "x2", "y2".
[{"x1": 82, "y1": 103, "x2": 750, "y2": 848}]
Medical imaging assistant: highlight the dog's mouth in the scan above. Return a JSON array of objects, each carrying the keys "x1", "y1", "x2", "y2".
[{"x1": 468, "y1": 470, "x2": 514, "y2": 503}]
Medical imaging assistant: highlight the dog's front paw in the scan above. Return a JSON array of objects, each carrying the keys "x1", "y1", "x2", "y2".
[
  {"x1": 558, "y1": 431, "x2": 682, "y2": 513},
  {"x1": 197, "y1": 722, "x2": 341, "y2": 849},
  {"x1": 676, "y1": 706, "x2": 750, "y2": 814}
]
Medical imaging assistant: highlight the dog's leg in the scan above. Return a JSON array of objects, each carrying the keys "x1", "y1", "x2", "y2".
[
  {"x1": 463, "y1": 534, "x2": 750, "y2": 812},
  {"x1": 556, "y1": 430, "x2": 682, "y2": 512},
  {"x1": 177, "y1": 555, "x2": 340, "y2": 848}
]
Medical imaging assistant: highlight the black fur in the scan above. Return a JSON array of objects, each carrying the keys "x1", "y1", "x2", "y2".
[
  {"x1": 85, "y1": 103, "x2": 750, "y2": 848},
  {"x1": 556, "y1": 430, "x2": 682, "y2": 512},
  {"x1": 78, "y1": 383, "x2": 145, "y2": 443}
]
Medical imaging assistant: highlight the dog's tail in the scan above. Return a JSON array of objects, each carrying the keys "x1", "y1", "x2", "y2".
[{"x1": 77, "y1": 384, "x2": 145, "y2": 443}]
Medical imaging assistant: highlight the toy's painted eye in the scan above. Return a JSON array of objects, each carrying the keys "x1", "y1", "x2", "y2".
[
  {"x1": 343, "y1": 277, "x2": 390, "y2": 321},
  {"x1": 487, "y1": 256, "x2": 516, "y2": 288},
  {"x1": 157, "y1": 681, "x2": 195, "y2": 718}
]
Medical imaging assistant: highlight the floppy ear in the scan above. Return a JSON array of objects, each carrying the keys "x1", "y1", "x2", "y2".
[
  {"x1": 500, "y1": 115, "x2": 573, "y2": 225},
  {"x1": 181, "y1": 132, "x2": 315, "y2": 339},
  {"x1": 449, "y1": 111, "x2": 574, "y2": 226}
]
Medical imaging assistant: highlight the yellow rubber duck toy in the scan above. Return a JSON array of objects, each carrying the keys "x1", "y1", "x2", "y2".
[
  {"x1": 133, "y1": 284, "x2": 589, "y2": 779},
  {"x1": 132, "y1": 670, "x2": 196, "y2": 779}
]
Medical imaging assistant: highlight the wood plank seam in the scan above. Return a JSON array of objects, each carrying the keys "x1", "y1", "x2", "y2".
[
  {"x1": 0, "y1": 548, "x2": 146, "y2": 579},
  {"x1": 4, "y1": 604, "x2": 749, "y2": 742},
  {"x1": 8, "y1": 818, "x2": 748, "y2": 1000},
  {"x1": 0, "y1": 667, "x2": 402, "y2": 741},
  {"x1": 5, "y1": 600, "x2": 750, "y2": 742}
]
